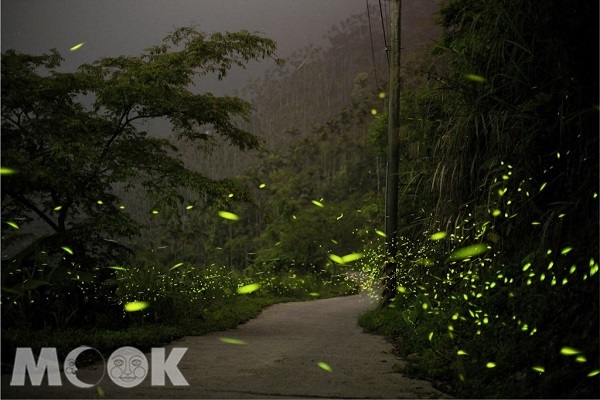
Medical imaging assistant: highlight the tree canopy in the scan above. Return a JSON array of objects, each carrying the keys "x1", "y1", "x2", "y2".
[{"x1": 1, "y1": 26, "x2": 280, "y2": 273}]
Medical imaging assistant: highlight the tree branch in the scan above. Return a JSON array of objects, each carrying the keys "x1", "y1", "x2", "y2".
[
  {"x1": 5, "y1": 189, "x2": 61, "y2": 232},
  {"x1": 2, "y1": 113, "x2": 22, "y2": 128},
  {"x1": 98, "y1": 106, "x2": 133, "y2": 162}
]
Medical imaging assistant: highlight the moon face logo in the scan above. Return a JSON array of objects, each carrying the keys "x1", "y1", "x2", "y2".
[
  {"x1": 63, "y1": 346, "x2": 105, "y2": 388},
  {"x1": 108, "y1": 346, "x2": 148, "y2": 388}
]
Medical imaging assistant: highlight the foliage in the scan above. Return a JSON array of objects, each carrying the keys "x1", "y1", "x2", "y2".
[
  {"x1": 1, "y1": 263, "x2": 358, "y2": 369},
  {"x1": 134, "y1": 54, "x2": 389, "y2": 274},
  {"x1": 1, "y1": 27, "x2": 280, "y2": 329},
  {"x1": 359, "y1": 0, "x2": 599, "y2": 398},
  {"x1": 2, "y1": 8, "x2": 394, "y2": 340}
]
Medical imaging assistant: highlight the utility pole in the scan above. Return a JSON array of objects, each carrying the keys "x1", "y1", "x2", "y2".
[{"x1": 382, "y1": 0, "x2": 401, "y2": 307}]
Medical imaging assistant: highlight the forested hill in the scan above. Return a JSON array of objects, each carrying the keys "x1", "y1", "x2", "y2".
[{"x1": 183, "y1": 1, "x2": 441, "y2": 179}]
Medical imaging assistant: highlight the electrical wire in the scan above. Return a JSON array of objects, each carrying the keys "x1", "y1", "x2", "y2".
[
  {"x1": 379, "y1": 0, "x2": 390, "y2": 66},
  {"x1": 366, "y1": 0, "x2": 381, "y2": 91}
]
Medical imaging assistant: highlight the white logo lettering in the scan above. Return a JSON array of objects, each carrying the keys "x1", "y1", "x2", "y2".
[
  {"x1": 63, "y1": 346, "x2": 105, "y2": 388},
  {"x1": 107, "y1": 346, "x2": 148, "y2": 388},
  {"x1": 10, "y1": 346, "x2": 188, "y2": 388},
  {"x1": 10, "y1": 348, "x2": 61, "y2": 386},
  {"x1": 151, "y1": 348, "x2": 189, "y2": 386}
]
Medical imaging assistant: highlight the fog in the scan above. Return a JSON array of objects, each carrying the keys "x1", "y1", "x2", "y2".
[{"x1": 2, "y1": 0, "x2": 369, "y2": 95}]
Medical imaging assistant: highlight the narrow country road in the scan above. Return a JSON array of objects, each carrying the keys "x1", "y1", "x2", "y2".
[{"x1": 3, "y1": 293, "x2": 449, "y2": 399}]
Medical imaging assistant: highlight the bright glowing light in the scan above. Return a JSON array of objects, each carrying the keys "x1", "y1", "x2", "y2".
[
  {"x1": 70, "y1": 42, "x2": 85, "y2": 51},
  {"x1": 237, "y1": 283, "x2": 260, "y2": 294},
  {"x1": 218, "y1": 211, "x2": 240, "y2": 221},
  {"x1": 317, "y1": 362, "x2": 332, "y2": 372},
  {"x1": 124, "y1": 301, "x2": 150, "y2": 312}
]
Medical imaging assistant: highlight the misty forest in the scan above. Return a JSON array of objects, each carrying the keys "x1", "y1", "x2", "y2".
[{"x1": 1, "y1": 0, "x2": 598, "y2": 398}]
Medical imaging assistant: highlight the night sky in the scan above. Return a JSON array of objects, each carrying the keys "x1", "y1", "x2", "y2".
[{"x1": 2, "y1": 0, "x2": 369, "y2": 95}]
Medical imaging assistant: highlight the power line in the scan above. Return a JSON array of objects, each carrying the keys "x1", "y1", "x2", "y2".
[
  {"x1": 379, "y1": 0, "x2": 390, "y2": 66},
  {"x1": 366, "y1": 0, "x2": 381, "y2": 90}
]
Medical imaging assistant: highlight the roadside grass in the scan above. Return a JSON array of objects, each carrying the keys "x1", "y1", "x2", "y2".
[
  {"x1": 359, "y1": 286, "x2": 600, "y2": 399},
  {"x1": 1, "y1": 273, "x2": 358, "y2": 372},
  {"x1": 359, "y1": 304, "x2": 459, "y2": 396}
]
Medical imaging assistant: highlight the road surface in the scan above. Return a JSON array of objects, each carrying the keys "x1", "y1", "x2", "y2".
[{"x1": 2, "y1": 292, "x2": 449, "y2": 399}]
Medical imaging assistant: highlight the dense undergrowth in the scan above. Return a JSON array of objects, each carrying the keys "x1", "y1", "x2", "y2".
[
  {"x1": 2, "y1": 262, "x2": 357, "y2": 370},
  {"x1": 359, "y1": 0, "x2": 598, "y2": 398},
  {"x1": 359, "y1": 233, "x2": 598, "y2": 398}
]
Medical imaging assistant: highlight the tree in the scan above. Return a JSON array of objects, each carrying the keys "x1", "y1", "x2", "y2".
[{"x1": 1, "y1": 27, "x2": 280, "y2": 328}]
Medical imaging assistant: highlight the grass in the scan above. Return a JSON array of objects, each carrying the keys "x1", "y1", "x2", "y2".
[
  {"x1": 359, "y1": 304, "x2": 457, "y2": 391},
  {"x1": 1, "y1": 275, "x2": 358, "y2": 373}
]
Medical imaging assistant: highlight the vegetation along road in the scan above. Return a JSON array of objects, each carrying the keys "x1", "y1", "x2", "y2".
[{"x1": 2, "y1": 292, "x2": 449, "y2": 399}]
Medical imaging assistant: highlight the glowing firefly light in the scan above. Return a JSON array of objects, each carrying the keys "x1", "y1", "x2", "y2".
[
  {"x1": 237, "y1": 283, "x2": 260, "y2": 294},
  {"x1": 317, "y1": 362, "x2": 332, "y2": 372},
  {"x1": 124, "y1": 301, "x2": 150, "y2": 312},
  {"x1": 218, "y1": 211, "x2": 240, "y2": 221},
  {"x1": 70, "y1": 42, "x2": 85, "y2": 51}
]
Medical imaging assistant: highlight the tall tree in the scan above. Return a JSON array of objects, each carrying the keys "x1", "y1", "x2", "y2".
[{"x1": 1, "y1": 26, "x2": 280, "y2": 274}]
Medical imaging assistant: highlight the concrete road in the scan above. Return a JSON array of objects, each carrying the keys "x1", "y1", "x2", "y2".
[{"x1": 2, "y1": 293, "x2": 449, "y2": 399}]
